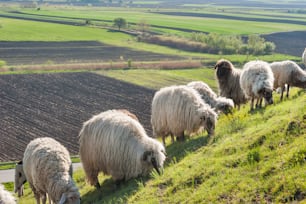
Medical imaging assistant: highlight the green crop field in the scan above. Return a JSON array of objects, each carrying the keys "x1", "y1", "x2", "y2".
[
  {"x1": 97, "y1": 68, "x2": 217, "y2": 90},
  {"x1": 13, "y1": 7, "x2": 306, "y2": 35}
]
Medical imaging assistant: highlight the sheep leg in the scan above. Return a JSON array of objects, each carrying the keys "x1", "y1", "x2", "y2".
[
  {"x1": 286, "y1": 84, "x2": 290, "y2": 98},
  {"x1": 176, "y1": 132, "x2": 185, "y2": 142},
  {"x1": 30, "y1": 184, "x2": 41, "y2": 204},
  {"x1": 48, "y1": 194, "x2": 52, "y2": 204},
  {"x1": 280, "y1": 86, "x2": 284, "y2": 100},
  {"x1": 255, "y1": 98, "x2": 262, "y2": 108},
  {"x1": 41, "y1": 193, "x2": 47, "y2": 204},
  {"x1": 170, "y1": 133, "x2": 175, "y2": 143},
  {"x1": 115, "y1": 177, "x2": 125, "y2": 189},
  {"x1": 162, "y1": 136, "x2": 166, "y2": 146},
  {"x1": 95, "y1": 182, "x2": 101, "y2": 189},
  {"x1": 250, "y1": 98, "x2": 254, "y2": 111},
  {"x1": 33, "y1": 192, "x2": 41, "y2": 204}
]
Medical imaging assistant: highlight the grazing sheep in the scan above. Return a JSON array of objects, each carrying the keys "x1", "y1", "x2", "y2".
[
  {"x1": 0, "y1": 184, "x2": 16, "y2": 204},
  {"x1": 270, "y1": 60, "x2": 306, "y2": 100},
  {"x1": 79, "y1": 109, "x2": 166, "y2": 188},
  {"x1": 214, "y1": 59, "x2": 247, "y2": 109},
  {"x1": 14, "y1": 137, "x2": 80, "y2": 204},
  {"x1": 187, "y1": 81, "x2": 234, "y2": 114},
  {"x1": 14, "y1": 161, "x2": 25, "y2": 198},
  {"x1": 303, "y1": 48, "x2": 306, "y2": 66},
  {"x1": 151, "y1": 85, "x2": 217, "y2": 145},
  {"x1": 240, "y1": 60, "x2": 274, "y2": 110}
]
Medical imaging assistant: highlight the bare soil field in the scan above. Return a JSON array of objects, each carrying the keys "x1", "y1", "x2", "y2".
[
  {"x1": 262, "y1": 31, "x2": 306, "y2": 57},
  {"x1": 0, "y1": 72, "x2": 155, "y2": 162},
  {"x1": 0, "y1": 41, "x2": 183, "y2": 66}
]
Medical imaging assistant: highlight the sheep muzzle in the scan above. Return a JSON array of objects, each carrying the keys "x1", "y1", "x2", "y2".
[{"x1": 151, "y1": 157, "x2": 161, "y2": 175}]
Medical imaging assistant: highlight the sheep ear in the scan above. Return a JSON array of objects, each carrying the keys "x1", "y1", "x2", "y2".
[
  {"x1": 142, "y1": 151, "x2": 152, "y2": 161},
  {"x1": 59, "y1": 193, "x2": 67, "y2": 204}
]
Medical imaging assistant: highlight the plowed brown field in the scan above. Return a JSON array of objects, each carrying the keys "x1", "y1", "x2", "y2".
[
  {"x1": 0, "y1": 41, "x2": 183, "y2": 66},
  {"x1": 0, "y1": 72, "x2": 155, "y2": 162}
]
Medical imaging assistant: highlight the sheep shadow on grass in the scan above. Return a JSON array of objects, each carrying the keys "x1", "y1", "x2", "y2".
[
  {"x1": 81, "y1": 175, "x2": 152, "y2": 203},
  {"x1": 165, "y1": 134, "x2": 210, "y2": 167}
]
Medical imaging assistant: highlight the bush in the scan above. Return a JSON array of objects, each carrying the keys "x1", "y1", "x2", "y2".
[
  {"x1": 140, "y1": 33, "x2": 275, "y2": 55},
  {"x1": 0, "y1": 60, "x2": 6, "y2": 68}
]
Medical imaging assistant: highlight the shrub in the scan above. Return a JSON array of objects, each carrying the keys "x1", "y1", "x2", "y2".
[
  {"x1": 141, "y1": 32, "x2": 275, "y2": 55},
  {"x1": 0, "y1": 60, "x2": 6, "y2": 68}
]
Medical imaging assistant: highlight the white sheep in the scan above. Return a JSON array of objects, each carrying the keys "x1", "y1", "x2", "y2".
[
  {"x1": 151, "y1": 85, "x2": 217, "y2": 145},
  {"x1": 187, "y1": 81, "x2": 234, "y2": 114},
  {"x1": 240, "y1": 60, "x2": 274, "y2": 110},
  {"x1": 214, "y1": 59, "x2": 247, "y2": 109},
  {"x1": 0, "y1": 184, "x2": 16, "y2": 204},
  {"x1": 270, "y1": 60, "x2": 306, "y2": 100},
  {"x1": 79, "y1": 109, "x2": 166, "y2": 188},
  {"x1": 302, "y1": 48, "x2": 306, "y2": 66},
  {"x1": 14, "y1": 137, "x2": 80, "y2": 204}
]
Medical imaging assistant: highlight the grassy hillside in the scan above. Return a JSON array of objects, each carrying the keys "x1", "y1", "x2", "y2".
[{"x1": 4, "y1": 88, "x2": 305, "y2": 203}]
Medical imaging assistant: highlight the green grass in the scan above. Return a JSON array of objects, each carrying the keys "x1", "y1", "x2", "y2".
[
  {"x1": 10, "y1": 88, "x2": 305, "y2": 203},
  {"x1": 16, "y1": 7, "x2": 306, "y2": 35},
  {"x1": 97, "y1": 67, "x2": 217, "y2": 90}
]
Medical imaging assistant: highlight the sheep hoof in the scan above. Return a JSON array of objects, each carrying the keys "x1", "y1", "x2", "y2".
[
  {"x1": 95, "y1": 182, "x2": 101, "y2": 189},
  {"x1": 115, "y1": 178, "x2": 125, "y2": 189}
]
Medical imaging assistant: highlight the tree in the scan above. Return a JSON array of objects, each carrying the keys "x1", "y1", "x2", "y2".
[{"x1": 113, "y1": 18, "x2": 127, "y2": 31}]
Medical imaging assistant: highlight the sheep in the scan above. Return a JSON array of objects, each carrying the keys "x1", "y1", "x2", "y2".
[
  {"x1": 14, "y1": 161, "x2": 25, "y2": 198},
  {"x1": 79, "y1": 109, "x2": 166, "y2": 189},
  {"x1": 187, "y1": 81, "x2": 234, "y2": 114},
  {"x1": 0, "y1": 184, "x2": 16, "y2": 204},
  {"x1": 302, "y1": 48, "x2": 306, "y2": 67},
  {"x1": 151, "y1": 85, "x2": 217, "y2": 145},
  {"x1": 240, "y1": 60, "x2": 274, "y2": 110},
  {"x1": 214, "y1": 59, "x2": 247, "y2": 109},
  {"x1": 270, "y1": 60, "x2": 306, "y2": 100},
  {"x1": 14, "y1": 137, "x2": 80, "y2": 204}
]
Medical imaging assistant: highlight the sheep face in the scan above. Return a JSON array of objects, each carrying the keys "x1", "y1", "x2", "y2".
[
  {"x1": 215, "y1": 59, "x2": 232, "y2": 81},
  {"x1": 215, "y1": 98, "x2": 234, "y2": 114},
  {"x1": 259, "y1": 88, "x2": 273, "y2": 105},
  {"x1": 142, "y1": 149, "x2": 166, "y2": 175},
  {"x1": 200, "y1": 114, "x2": 216, "y2": 136},
  {"x1": 14, "y1": 161, "x2": 26, "y2": 197},
  {"x1": 59, "y1": 188, "x2": 81, "y2": 204}
]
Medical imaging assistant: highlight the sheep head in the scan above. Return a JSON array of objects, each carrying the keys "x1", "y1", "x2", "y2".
[
  {"x1": 59, "y1": 186, "x2": 81, "y2": 204},
  {"x1": 200, "y1": 109, "x2": 217, "y2": 136},
  {"x1": 215, "y1": 59, "x2": 233, "y2": 80},
  {"x1": 259, "y1": 88, "x2": 273, "y2": 105},
  {"x1": 14, "y1": 161, "x2": 26, "y2": 197},
  {"x1": 142, "y1": 150, "x2": 165, "y2": 175}
]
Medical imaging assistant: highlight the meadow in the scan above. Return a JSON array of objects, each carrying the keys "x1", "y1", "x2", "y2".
[
  {"x1": 0, "y1": 1, "x2": 305, "y2": 203},
  {"x1": 4, "y1": 88, "x2": 305, "y2": 203},
  {"x1": 0, "y1": 4, "x2": 305, "y2": 68}
]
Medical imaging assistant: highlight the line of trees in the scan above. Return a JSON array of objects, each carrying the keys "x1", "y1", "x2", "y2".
[
  {"x1": 138, "y1": 32, "x2": 275, "y2": 55},
  {"x1": 112, "y1": 17, "x2": 275, "y2": 55},
  {"x1": 190, "y1": 32, "x2": 275, "y2": 55}
]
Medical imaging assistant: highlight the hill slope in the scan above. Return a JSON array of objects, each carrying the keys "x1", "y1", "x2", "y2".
[
  {"x1": 9, "y1": 89, "x2": 306, "y2": 204},
  {"x1": 78, "y1": 89, "x2": 305, "y2": 203},
  {"x1": 126, "y1": 90, "x2": 306, "y2": 203}
]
